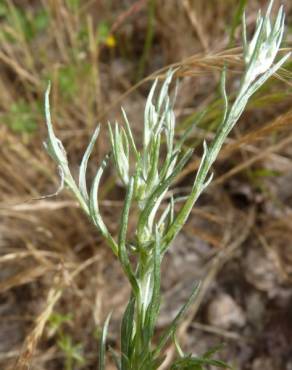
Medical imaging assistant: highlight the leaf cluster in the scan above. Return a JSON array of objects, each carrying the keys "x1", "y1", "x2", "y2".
[{"x1": 44, "y1": 1, "x2": 289, "y2": 369}]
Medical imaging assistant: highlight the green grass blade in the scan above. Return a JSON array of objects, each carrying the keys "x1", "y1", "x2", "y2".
[
  {"x1": 228, "y1": 0, "x2": 247, "y2": 47},
  {"x1": 170, "y1": 355, "x2": 231, "y2": 370}
]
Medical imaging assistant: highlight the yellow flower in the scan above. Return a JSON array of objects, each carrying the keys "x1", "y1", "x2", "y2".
[{"x1": 105, "y1": 35, "x2": 116, "y2": 48}]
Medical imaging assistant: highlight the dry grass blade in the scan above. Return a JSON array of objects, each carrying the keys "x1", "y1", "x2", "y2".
[
  {"x1": 214, "y1": 134, "x2": 292, "y2": 185},
  {"x1": 15, "y1": 279, "x2": 63, "y2": 370},
  {"x1": 178, "y1": 110, "x2": 292, "y2": 183},
  {"x1": 0, "y1": 265, "x2": 50, "y2": 294}
]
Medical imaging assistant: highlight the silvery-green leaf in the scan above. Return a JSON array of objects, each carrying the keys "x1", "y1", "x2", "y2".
[
  {"x1": 118, "y1": 177, "x2": 139, "y2": 295},
  {"x1": 121, "y1": 107, "x2": 139, "y2": 160},
  {"x1": 98, "y1": 313, "x2": 112, "y2": 370},
  {"x1": 89, "y1": 154, "x2": 118, "y2": 255},
  {"x1": 79, "y1": 125, "x2": 100, "y2": 201}
]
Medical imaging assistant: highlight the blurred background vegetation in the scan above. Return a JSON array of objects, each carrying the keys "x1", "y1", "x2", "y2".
[{"x1": 0, "y1": 1, "x2": 292, "y2": 369}]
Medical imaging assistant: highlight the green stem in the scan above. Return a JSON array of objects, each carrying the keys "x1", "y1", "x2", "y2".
[
  {"x1": 136, "y1": 0, "x2": 156, "y2": 81},
  {"x1": 65, "y1": 355, "x2": 72, "y2": 370}
]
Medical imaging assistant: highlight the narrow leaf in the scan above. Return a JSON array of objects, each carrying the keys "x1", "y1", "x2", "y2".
[
  {"x1": 121, "y1": 295, "x2": 135, "y2": 369},
  {"x1": 44, "y1": 82, "x2": 67, "y2": 166},
  {"x1": 220, "y1": 67, "x2": 228, "y2": 124},
  {"x1": 137, "y1": 149, "x2": 193, "y2": 242},
  {"x1": 118, "y1": 177, "x2": 139, "y2": 295},
  {"x1": 144, "y1": 227, "x2": 161, "y2": 341},
  {"x1": 89, "y1": 154, "x2": 118, "y2": 255},
  {"x1": 153, "y1": 283, "x2": 200, "y2": 358},
  {"x1": 122, "y1": 107, "x2": 139, "y2": 160},
  {"x1": 98, "y1": 313, "x2": 112, "y2": 370},
  {"x1": 79, "y1": 125, "x2": 100, "y2": 200}
]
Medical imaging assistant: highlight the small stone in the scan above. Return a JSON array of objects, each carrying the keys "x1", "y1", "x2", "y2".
[
  {"x1": 207, "y1": 292, "x2": 246, "y2": 329},
  {"x1": 246, "y1": 292, "x2": 265, "y2": 329},
  {"x1": 252, "y1": 357, "x2": 274, "y2": 370},
  {"x1": 244, "y1": 248, "x2": 279, "y2": 296}
]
